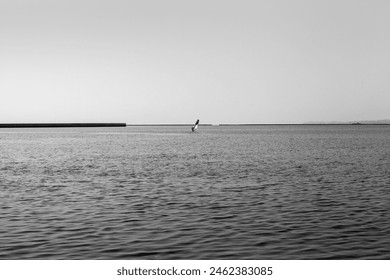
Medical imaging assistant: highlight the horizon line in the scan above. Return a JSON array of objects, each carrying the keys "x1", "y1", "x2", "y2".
[{"x1": 1, "y1": 121, "x2": 390, "y2": 128}]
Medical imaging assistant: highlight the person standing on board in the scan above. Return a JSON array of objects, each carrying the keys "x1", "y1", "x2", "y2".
[{"x1": 192, "y1": 119, "x2": 199, "y2": 132}]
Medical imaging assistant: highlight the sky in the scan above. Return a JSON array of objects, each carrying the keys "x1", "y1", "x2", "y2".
[{"x1": 1, "y1": 0, "x2": 389, "y2": 124}]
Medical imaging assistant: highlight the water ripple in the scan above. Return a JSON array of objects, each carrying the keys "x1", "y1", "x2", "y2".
[{"x1": 1, "y1": 126, "x2": 390, "y2": 259}]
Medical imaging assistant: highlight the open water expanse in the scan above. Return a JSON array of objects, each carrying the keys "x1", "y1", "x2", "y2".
[{"x1": 0, "y1": 125, "x2": 390, "y2": 259}]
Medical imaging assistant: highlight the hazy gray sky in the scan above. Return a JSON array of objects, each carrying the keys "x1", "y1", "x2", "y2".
[{"x1": 1, "y1": 0, "x2": 389, "y2": 124}]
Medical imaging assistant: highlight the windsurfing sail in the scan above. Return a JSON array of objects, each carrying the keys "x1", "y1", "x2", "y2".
[{"x1": 191, "y1": 119, "x2": 199, "y2": 132}]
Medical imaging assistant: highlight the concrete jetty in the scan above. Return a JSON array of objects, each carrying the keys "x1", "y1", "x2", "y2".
[{"x1": 0, "y1": 123, "x2": 127, "y2": 128}]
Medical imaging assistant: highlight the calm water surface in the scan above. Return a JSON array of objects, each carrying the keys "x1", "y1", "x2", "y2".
[{"x1": 0, "y1": 125, "x2": 390, "y2": 259}]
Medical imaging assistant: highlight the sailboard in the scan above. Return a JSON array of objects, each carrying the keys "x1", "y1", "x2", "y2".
[{"x1": 191, "y1": 119, "x2": 199, "y2": 132}]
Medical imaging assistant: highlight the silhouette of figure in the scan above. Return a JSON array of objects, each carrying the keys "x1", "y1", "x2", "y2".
[{"x1": 191, "y1": 119, "x2": 199, "y2": 132}]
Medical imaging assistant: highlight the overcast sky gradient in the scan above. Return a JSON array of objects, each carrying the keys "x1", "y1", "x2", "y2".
[{"x1": 1, "y1": 0, "x2": 389, "y2": 124}]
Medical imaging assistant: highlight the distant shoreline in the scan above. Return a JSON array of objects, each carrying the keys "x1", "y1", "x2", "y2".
[
  {"x1": 220, "y1": 123, "x2": 390, "y2": 126},
  {"x1": 127, "y1": 123, "x2": 390, "y2": 126},
  {"x1": 1, "y1": 123, "x2": 390, "y2": 128},
  {"x1": 0, "y1": 123, "x2": 126, "y2": 128}
]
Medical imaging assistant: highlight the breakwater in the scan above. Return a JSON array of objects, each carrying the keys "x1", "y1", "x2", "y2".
[{"x1": 0, "y1": 123, "x2": 126, "y2": 128}]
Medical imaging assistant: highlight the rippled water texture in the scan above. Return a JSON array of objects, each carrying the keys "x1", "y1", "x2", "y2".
[{"x1": 1, "y1": 125, "x2": 390, "y2": 259}]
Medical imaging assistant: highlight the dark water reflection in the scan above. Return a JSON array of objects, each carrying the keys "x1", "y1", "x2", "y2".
[{"x1": 1, "y1": 125, "x2": 390, "y2": 259}]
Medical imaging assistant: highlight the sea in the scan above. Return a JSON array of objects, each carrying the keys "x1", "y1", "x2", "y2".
[{"x1": 0, "y1": 125, "x2": 389, "y2": 259}]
